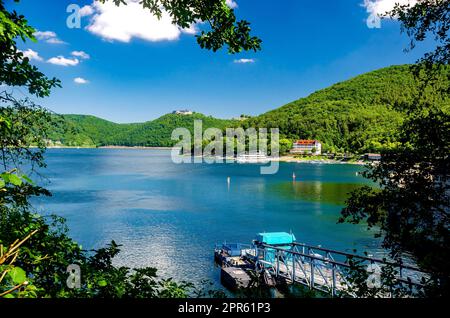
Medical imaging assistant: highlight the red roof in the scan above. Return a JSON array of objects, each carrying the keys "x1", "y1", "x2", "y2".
[{"x1": 294, "y1": 140, "x2": 319, "y2": 145}]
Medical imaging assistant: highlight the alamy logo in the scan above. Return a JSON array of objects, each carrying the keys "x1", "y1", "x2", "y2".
[
  {"x1": 171, "y1": 120, "x2": 280, "y2": 175},
  {"x1": 66, "y1": 264, "x2": 81, "y2": 289},
  {"x1": 367, "y1": 13, "x2": 381, "y2": 29},
  {"x1": 66, "y1": 4, "x2": 82, "y2": 29},
  {"x1": 366, "y1": 263, "x2": 382, "y2": 289}
]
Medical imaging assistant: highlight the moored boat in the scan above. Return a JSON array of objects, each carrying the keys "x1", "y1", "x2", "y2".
[{"x1": 236, "y1": 151, "x2": 270, "y2": 164}]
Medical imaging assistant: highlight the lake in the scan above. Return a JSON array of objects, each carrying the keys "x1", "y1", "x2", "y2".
[{"x1": 34, "y1": 149, "x2": 381, "y2": 288}]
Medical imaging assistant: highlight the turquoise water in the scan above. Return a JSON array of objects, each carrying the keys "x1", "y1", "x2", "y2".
[{"x1": 34, "y1": 149, "x2": 380, "y2": 286}]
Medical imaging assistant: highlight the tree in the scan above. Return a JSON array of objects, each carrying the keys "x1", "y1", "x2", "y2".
[
  {"x1": 279, "y1": 138, "x2": 293, "y2": 155},
  {"x1": 0, "y1": 1, "x2": 60, "y2": 98},
  {"x1": 0, "y1": 230, "x2": 40, "y2": 298},
  {"x1": 391, "y1": 0, "x2": 450, "y2": 68},
  {"x1": 341, "y1": 0, "x2": 450, "y2": 297}
]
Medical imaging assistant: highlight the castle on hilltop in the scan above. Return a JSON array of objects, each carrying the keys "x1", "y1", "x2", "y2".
[{"x1": 172, "y1": 109, "x2": 193, "y2": 115}]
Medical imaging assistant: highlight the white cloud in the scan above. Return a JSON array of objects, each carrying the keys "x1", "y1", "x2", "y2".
[
  {"x1": 234, "y1": 58, "x2": 255, "y2": 64},
  {"x1": 46, "y1": 38, "x2": 66, "y2": 44},
  {"x1": 83, "y1": 0, "x2": 196, "y2": 43},
  {"x1": 33, "y1": 30, "x2": 66, "y2": 44},
  {"x1": 71, "y1": 51, "x2": 90, "y2": 59},
  {"x1": 33, "y1": 31, "x2": 57, "y2": 40},
  {"x1": 47, "y1": 56, "x2": 79, "y2": 66},
  {"x1": 21, "y1": 49, "x2": 43, "y2": 62},
  {"x1": 363, "y1": 0, "x2": 417, "y2": 18},
  {"x1": 226, "y1": 0, "x2": 238, "y2": 9},
  {"x1": 79, "y1": 5, "x2": 95, "y2": 17},
  {"x1": 181, "y1": 24, "x2": 199, "y2": 35},
  {"x1": 74, "y1": 77, "x2": 89, "y2": 84}
]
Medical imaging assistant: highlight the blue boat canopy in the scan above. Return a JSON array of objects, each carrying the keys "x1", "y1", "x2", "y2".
[
  {"x1": 255, "y1": 232, "x2": 296, "y2": 245},
  {"x1": 222, "y1": 243, "x2": 242, "y2": 257}
]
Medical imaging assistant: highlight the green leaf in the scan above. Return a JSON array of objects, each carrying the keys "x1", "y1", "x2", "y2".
[
  {"x1": 98, "y1": 280, "x2": 108, "y2": 287},
  {"x1": 0, "y1": 173, "x2": 9, "y2": 183},
  {"x1": 7, "y1": 174, "x2": 22, "y2": 186},
  {"x1": 21, "y1": 175, "x2": 34, "y2": 184},
  {"x1": 8, "y1": 267, "x2": 27, "y2": 285},
  {"x1": 0, "y1": 179, "x2": 5, "y2": 188}
]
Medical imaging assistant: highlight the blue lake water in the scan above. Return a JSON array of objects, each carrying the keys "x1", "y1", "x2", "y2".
[{"x1": 34, "y1": 149, "x2": 381, "y2": 287}]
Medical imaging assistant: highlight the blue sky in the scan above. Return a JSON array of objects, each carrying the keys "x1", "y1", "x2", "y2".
[{"x1": 7, "y1": 0, "x2": 433, "y2": 123}]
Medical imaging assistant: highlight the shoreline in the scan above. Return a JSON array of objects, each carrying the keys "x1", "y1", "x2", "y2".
[
  {"x1": 98, "y1": 146, "x2": 173, "y2": 150},
  {"x1": 200, "y1": 155, "x2": 368, "y2": 166},
  {"x1": 46, "y1": 146, "x2": 174, "y2": 150},
  {"x1": 45, "y1": 147, "x2": 369, "y2": 166},
  {"x1": 275, "y1": 156, "x2": 366, "y2": 165}
]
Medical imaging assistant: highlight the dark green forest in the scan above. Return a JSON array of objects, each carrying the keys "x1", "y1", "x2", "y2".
[
  {"x1": 49, "y1": 113, "x2": 236, "y2": 147},
  {"x1": 49, "y1": 64, "x2": 449, "y2": 153},
  {"x1": 244, "y1": 64, "x2": 449, "y2": 153}
]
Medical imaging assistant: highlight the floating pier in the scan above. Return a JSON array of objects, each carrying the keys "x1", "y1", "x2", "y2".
[
  {"x1": 214, "y1": 232, "x2": 427, "y2": 297},
  {"x1": 221, "y1": 267, "x2": 252, "y2": 289}
]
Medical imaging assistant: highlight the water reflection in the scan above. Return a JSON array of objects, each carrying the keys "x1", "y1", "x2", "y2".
[
  {"x1": 273, "y1": 181, "x2": 370, "y2": 206},
  {"x1": 35, "y1": 149, "x2": 382, "y2": 287}
]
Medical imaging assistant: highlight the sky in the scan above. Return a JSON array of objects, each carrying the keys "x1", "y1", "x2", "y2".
[{"x1": 6, "y1": 0, "x2": 433, "y2": 123}]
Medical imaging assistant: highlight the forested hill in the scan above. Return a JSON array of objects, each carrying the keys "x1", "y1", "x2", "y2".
[
  {"x1": 48, "y1": 113, "x2": 236, "y2": 147},
  {"x1": 243, "y1": 64, "x2": 449, "y2": 153},
  {"x1": 48, "y1": 65, "x2": 449, "y2": 152}
]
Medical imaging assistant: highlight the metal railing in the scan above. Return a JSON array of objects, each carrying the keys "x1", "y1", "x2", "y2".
[{"x1": 253, "y1": 241, "x2": 428, "y2": 297}]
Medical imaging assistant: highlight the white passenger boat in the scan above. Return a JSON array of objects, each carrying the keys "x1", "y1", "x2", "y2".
[{"x1": 236, "y1": 152, "x2": 270, "y2": 164}]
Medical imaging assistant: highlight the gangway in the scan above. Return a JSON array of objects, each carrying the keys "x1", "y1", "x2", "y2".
[{"x1": 253, "y1": 240, "x2": 428, "y2": 297}]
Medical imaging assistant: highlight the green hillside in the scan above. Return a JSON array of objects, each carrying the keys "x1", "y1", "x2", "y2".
[
  {"x1": 49, "y1": 113, "x2": 236, "y2": 147},
  {"x1": 118, "y1": 113, "x2": 235, "y2": 147},
  {"x1": 243, "y1": 64, "x2": 449, "y2": 153},
  {"x1": 48, "y1": 65, "x2": 449, "y2": 151}
]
